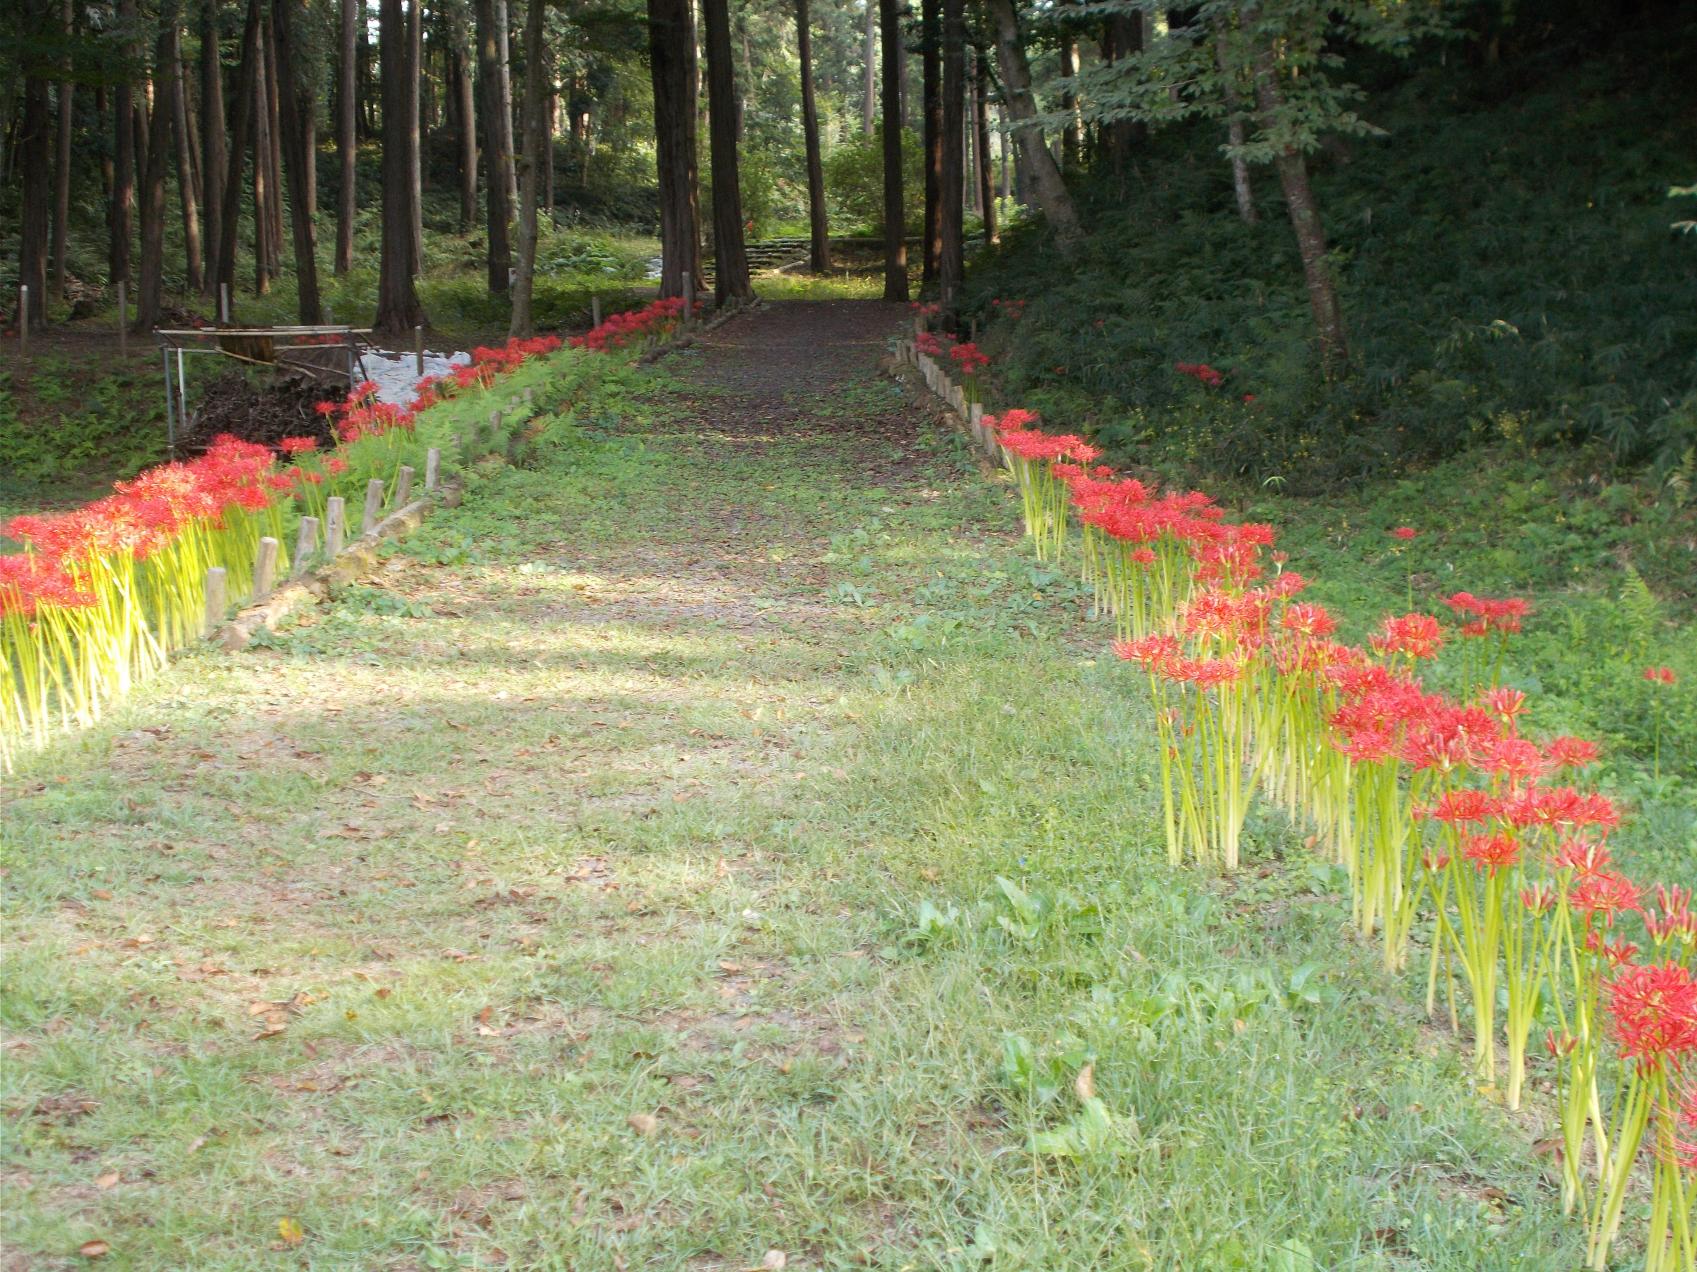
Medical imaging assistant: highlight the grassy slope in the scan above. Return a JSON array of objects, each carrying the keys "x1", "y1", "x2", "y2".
[{"x1": 2, "y1": 307, "x2": 1602, "y2": 1269}]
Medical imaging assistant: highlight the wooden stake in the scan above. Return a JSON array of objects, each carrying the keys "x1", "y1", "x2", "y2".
[
  {"x1": 18, "y1": 287, "x2": 28, "y2": 358},
  {"x1": 325, "y1": 497, "x2": 345, "y2": 556},
  {"x1": 293, "y1": 516, "x2": 319, "y2": 577},
  {"x1": 219, "y1": 282, "x2": 230, "y2": 324},
  {"x1": 253, "y1": 536, "x2": 279, "y2": 598},
  {"x1": 395, "y1": 464, "x2": 414, "y2": 507},
  {"x1": 425, "y1": 448, "x2": 440, "y2": 491},
  {"x1": 361, "y1": 478, "x2": 385, "y2": 534},
  {"x1": 414, "y1": 324, "x2": 425, "y2": 376},
  {"x1": 203, "y1": 566, "x2": 227, "y2": 636},
  {"x1": 591, "y1": 295, "x2": 602, "y2": 328},
  {"x1": 117, "y1": 281, "x2": 127, "y2": 356}
]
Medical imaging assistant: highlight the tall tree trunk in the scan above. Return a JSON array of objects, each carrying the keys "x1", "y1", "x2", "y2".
[
  {"x1": 937, "y1": 0, "x2": 964, "y2": 311},
  {"x1": 920, "y1": 0, "x2": 940, "y2": 282},
  {"x1": 508, "y1": 0, "x2": 546, "y2": 337},
  {"x1": 878, "y1": 0, "x2": 907, "y2": 301},
  {"x1": 374, "y1": 0, "x2": 425, "y2": 336},
  {"x1": 272, "y1": 0, "x2": 321, "y2": 322},
  {"x1": 199, "y1": 0, "x2": 225, "y2": 292},
  {"x1": 251, "y1": 19, "x2": 274, "y2": 293},
  {"x1": 795, "y1": 0, "x2": 830, "y2": 273},
  {"x1": 1058, "y1": 39, "x2": 1079, "y2": 173},
  {"x1": 475, "y1": 0, "x2": 512, "y2": 291},
  {"x1": 646, "y1": 0, "x2": 700, "y2": 300},
  {"x1": 497, "y1": 0, "x2": 517, "y2": 210},
  {"x1": 134, "y1": 0, "x2": 181, "y2": 332},
  {"x1": 1251, "y1": 43, "x2": 1345, "y2": 376},
  {"x1": 110, "y1": 0, "x2": 138, "y2": 287},
  {"x1": 19, "y1": 63, "x2": 51, "y2": 329},
  {"x1": 262, "y1": 18, "x2": 284, "y2": 264},
  {"x1": 407, "y1": 0, "x2": 423, "y2": 274},
  {"x1": 357, "y1": 17, "x2": 373, "y2": 139},
  {"x1": 1214, "y1": 26, "x2": 1257, "y2": 225},
  {"x1": 861, "y1": 0, "x2": 875, "y2": 135},
  {"x1": 543, "y1": 88, "x2": 555, "y2": 221},
  {"x1": 170, "y1": 19, "x2": 203, "y2": 292},
  {"x1": 974, "y1": 51, "x2": 996, "y2": 244},
  {"x1": 216, "y1": 0, "x2": 261, "y2": 302},
  {"x1": 986, "y1": 0, "x2": 1080, "y2": 248},
  {"x1": 702, "y1": 0, "x2": 751, "y2": 305},
  {"x1": 1100, "y1": 12, "x2": 1141, "y2": 174},
  {"x1": 50, "y1": 0, "x2": 74, "y2": 301},
  {"x1": 997, "y1": 101, "x2": 1010, "y2": 201},
  {"x1": 452, "y1": 13, "x2": 478, "y2": 231},
  {"x1": 336, "y1": 0, "x2": 358, "y2": 272}
]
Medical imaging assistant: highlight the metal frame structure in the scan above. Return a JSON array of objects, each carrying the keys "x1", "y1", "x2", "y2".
[{"x1": 154, "y1": 326, "x2": 372, "y2": 455}]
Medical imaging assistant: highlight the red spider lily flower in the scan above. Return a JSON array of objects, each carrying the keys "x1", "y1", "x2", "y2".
[
  {"x1": 1484, "y1": 687, "x2": 1527, "y2": 727},
  {"x1": 949, "y1": 342, "x2": 991, "y2": 375},
  {"x1": 1444, "y1": 591, "x2": 1530, "y2": 634},
  {"x1": 1546, "y1": 1030, "x2": 1579, "y2": 1058},
  {"x1": 1646, "y1": 885, "x2": 1696, "y2": 948},
  {"x1": 1462, "y1": 832, "x2": 1522, "y2": 874},
  {"x1": 1420, "y1": 788, "x2": 1498, "y2": 825},
  {"x1": 1552, "y1": 836, "x2": 1611, "y2": 875},
  {"x1": 1586, "y1": 932, "x2": 1640, "y2": 966},
  {"x1": 1522, "y1": 883, "x2": 1556, "y2": 915},
  {"x1": 1644, "y1": 666, "x2": 1678, "y2": 685},
  {"x1": 1390, "y1": 526, "x2": 1418, "y2": 540},
  {"x1": 1113, "y1": 635, "x2": 1181, "y2": 672},
  {"x1": 1371, "y1": 613, "x2": 1445, "y2": 659},
  {"x1": 1421, "y1": 849, "x2": 1451, "y2": 871},
  {"x1": 1174, "y1": 361, "x2": 1225, "y2": 388},
  {"x1": 1605, "y1": 961, "x2": 1697, "y2": 1074},
  {"x1": 1573, "y1": 869, "x2": 1643, "y2": 925},
  {"x1": 278, "y1": 436, "x2": 319, "y2": 455},
  {"x1": 1546, "y1": 736, "x2": 1599, "y2": 769},
  {"x1": 326, "y1": 457, "x2": 349, "y2": 475},
  {"x1": 1281, "y1": 602, "x2": 1337, "y2": 638}
]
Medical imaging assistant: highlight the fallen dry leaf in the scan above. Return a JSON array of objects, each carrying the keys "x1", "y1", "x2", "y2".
[
  {"x1": 77, "y1": 1240, "x2": 110, "y2": 1259},
  {"x1": 94, "y1": 1172, "x2": 119, "y2": 1190},
  {"x1": 626, "y1": 1113, "x2": 658, "y2": 1136},
  {"x1": 278, "y1": 1217, "x2": 305, "y2": 1246},
  {"x1": 1075, "y1": 1063, "x2": 1096, "y2": 1102}
]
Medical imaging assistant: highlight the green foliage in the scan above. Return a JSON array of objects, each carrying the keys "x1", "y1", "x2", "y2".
[
  {"x1": 821, "y1": 126, "x2": 923, "y2": 236},
  {"x1": 966, "y1": 17, "x2": 1697, "y2": 482}
]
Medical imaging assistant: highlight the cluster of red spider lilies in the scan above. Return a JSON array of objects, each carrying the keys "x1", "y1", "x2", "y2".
[
  {"x1": 569, "y1": 297, "x2": 686, "y2": 353},
  {"x1": 0, "y1": 336, "x2": 563, "y2": 772},
  {"x1": 977, "y1": 401, "x2": 1693, "y2": 1270}
]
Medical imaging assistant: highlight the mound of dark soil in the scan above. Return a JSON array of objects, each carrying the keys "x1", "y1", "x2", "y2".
[{"x1": 177, "y1": 372, "x2": 342, "y2": 456}]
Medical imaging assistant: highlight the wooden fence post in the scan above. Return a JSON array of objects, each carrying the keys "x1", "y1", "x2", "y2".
[
  {"x1": 591, "y1": 295, "x2": 602, "y2": 328},
  {"x1": 361, "y1": 478, "x2": 385, "y2": 534},
  {"x1": 395, "y1": 464, "x2": 414, "y2": 508},
  {"x1": 425, "y1": 448, "x2": 440, "y2": 491},
  {"x1": 414, "y1": 325, "x2": 425, "y2": 376},
  {"x1": 117, "y1": 281, "x2": 127, "y2": 356},
  {"x1": 293, "y1": 516, "x2": 319, "y2": 577},
  {"x1": 253, "y1": 537, "x2": 279, "y2": 599},
  {"x1": 203, "y1": 567, "x2": 227, "y2": 636},
  {"x1": 18, "y1": 287, "x2": 28, "y2": 359},
  {"x1": 325, "y1": 498, "x2": 346, "y2": 557},
  {"x1": 219, "y1": 282, "x2": 230, "y2": 324}
]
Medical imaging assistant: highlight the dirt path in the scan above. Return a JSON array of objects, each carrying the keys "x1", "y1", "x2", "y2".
[{"x1": 1, "y1": 303, "x2": 1587, "y2": 1270}]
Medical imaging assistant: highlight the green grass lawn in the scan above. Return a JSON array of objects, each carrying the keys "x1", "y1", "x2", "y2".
[{"x1": 0, "y1": 306, "x2": 1617, "y2": 1268}]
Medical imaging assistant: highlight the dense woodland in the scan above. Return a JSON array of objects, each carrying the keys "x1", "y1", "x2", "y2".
[{"x1": 1, "y1": 0, "x2": 1694, "y2": 482}]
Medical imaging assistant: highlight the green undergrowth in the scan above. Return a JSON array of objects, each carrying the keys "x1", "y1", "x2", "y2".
[
  {"x1": 962, "y1": 13, "x2": 1697, "y2": 485},
  {"x1": 0, "y1": 327, "x2": 1638, "y2": 1268}
]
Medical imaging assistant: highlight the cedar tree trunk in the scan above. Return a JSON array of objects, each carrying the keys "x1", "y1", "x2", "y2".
[{"x1": 702, "y1": 0, "x2": 751, "y2": 304}]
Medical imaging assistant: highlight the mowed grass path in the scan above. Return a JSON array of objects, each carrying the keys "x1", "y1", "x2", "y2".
[{"x1": 4, "y1": 303, "x2": 1585, "y2": 1269}]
